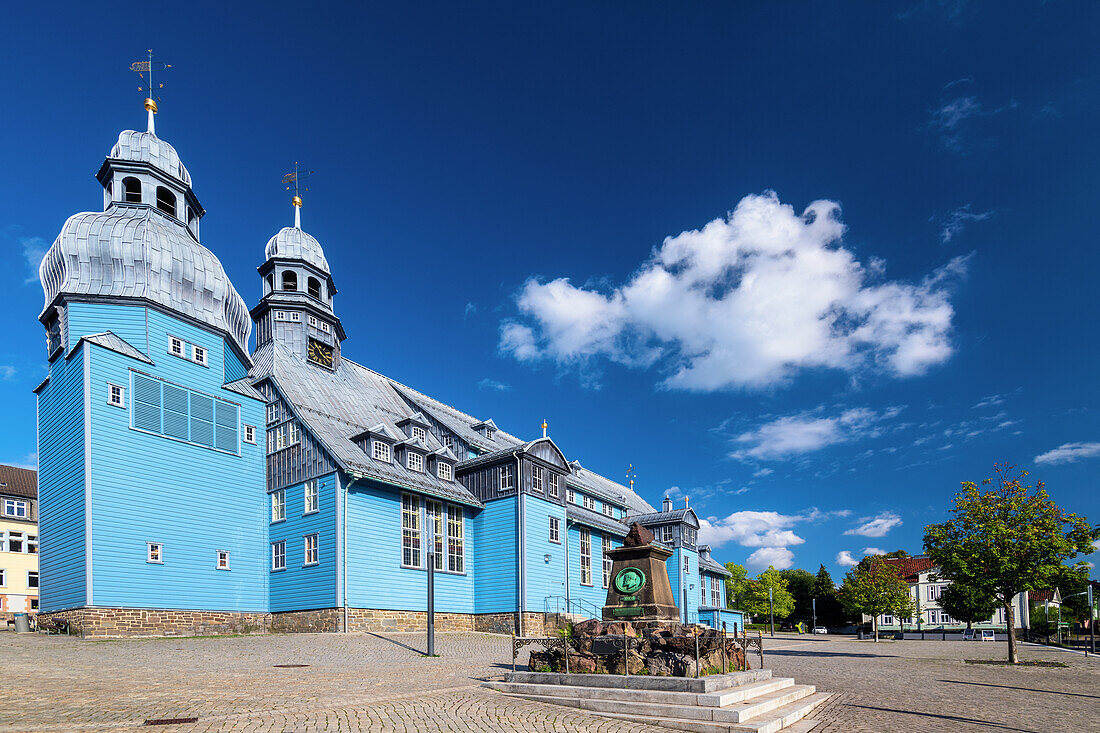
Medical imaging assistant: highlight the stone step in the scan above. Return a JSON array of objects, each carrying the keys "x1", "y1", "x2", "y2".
[
  {"x1": 586, "y1": 693, "x2": 831, "y2": 733},
  {"x1": 498, "y1": 684, "x2": 815, "y2": 725},
  {"x1": 504, "y1": 668, "x2": 771, "y2": 693},
  {"x1": 485, "y1": 676, "x2": 794, "y2": 707}
]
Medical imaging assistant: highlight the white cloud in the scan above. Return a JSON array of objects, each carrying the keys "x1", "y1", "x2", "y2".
[
  {"x1": 22, "y1": 236, "x2": 47, "y2": 285},
  {"x1": 1081, "y1": 562, "x2": 1095, "y2": 570},
  {"x1": 731, "y1": 406, "x2": 904, "y2": 461},
  {"x1": 1034, "y1": 442, "x2": 1100, "y2": 465},
  {"x1": 500, "y1": 192, "x2": 967, "y2": 391},
  {"x1": 940, "y1": 204, "x2": 993, "y2": 244},
  {"x1": 698, "y1": 511, "x2": 807, "y2": 549},
  {"x1": 746, "y1": 547, "x2": 794, "y2": 570},
  {"x1": 836, "y1": 551, "x2": 859, "y2": 567},
  {"x1": 477, "y1": 378, "x2": 512, "y2": 392},
  {"x1": 0, "y1": 366, "x2": 15, "y2": 380},
  {"x1": 862, "y1": 547, "x2": 886, "y2": 556},
  {"x1": 464, "y1": 302, "x2": 478, "y2": 319},
  {"x1": 844, "y1": 512, "x2": 903, "y2": 538},
  {"x1": 752, "y1": 468, "x2": 774, "y2": 478}
]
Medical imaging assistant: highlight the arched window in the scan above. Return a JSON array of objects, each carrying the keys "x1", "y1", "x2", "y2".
[
  {"x1": 307, "y1": 277, "x2": 321, "y2": 299},
  {"x1": 282, "y1": 271, "x2": 298, "y2": 291},
  {"x1": 266, "y1": 274, "x2": 274, "y2": 294},
  {"x1": 123, "y1": 177, "x2": 142, "y2": 203},
  {"x1": 156, "y1": 187, "x2": 177, "y2": 217}
]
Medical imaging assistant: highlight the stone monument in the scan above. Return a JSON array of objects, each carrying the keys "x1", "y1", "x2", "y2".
[{"x1": 602, "y1": 522, "x2": 679, "y2": 621}]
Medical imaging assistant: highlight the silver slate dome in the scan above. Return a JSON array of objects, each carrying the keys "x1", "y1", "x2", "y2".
[
  {"x1": 39, "y1": 129, "x2": 252, "y2": 355},
  {"x1": 264, "y1": 226, "x2": 331, "y2": 275}
]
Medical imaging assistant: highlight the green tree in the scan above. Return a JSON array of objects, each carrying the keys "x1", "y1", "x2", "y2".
[
  {"x1": 740, "y1": 566, "x2": 796, "y2": 623},
  {"x1": 837, "y1": 556, "x2": 914, "y2": 641},
  {"x1": 923, "y1": 464, "x2": 1098, "y2": 663},
  {"x1": 812, "y1": 565, "x2": 846, "y2": 627},
  {"x1": 778, "y1": 568, "x2": 816, "y2": 624},
  {"x1": 882, "y1": 550, "x2": 910, "y2": 559},
  {"x1": 724, "y1": 562, "x2": 750, "y2": 609},
  {"x1": 937, "y1": 582, "x2": 998, "y2": 630}
]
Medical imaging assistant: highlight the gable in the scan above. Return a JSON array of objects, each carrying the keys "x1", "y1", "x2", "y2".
[{"x1": 526, "y1": 437, "x2": 569, "y2": 469}]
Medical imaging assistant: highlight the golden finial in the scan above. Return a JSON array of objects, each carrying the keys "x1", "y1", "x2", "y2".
[
  {"x1": 541, "y1": 419, "x2": 548, "y2": 438},
  {"x1": 626, "y1": 463, "x2": 637, "y2": 490},
  {"x1": 283, "y1": 162, "x2": 313, "y2": 229},
  {"x1": 131, "y1": 50, "x2": 170, "y2": 134}
]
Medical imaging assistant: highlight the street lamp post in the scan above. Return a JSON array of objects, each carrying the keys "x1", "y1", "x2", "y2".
[
  {"x1": 769, "y1": 586, "x2": 775, "y2": 636},
  {"x1": 427, "y1": 534, "x2": 437, "y2": 657},
  {"x1": 812, "y1": 597, "x2": 817, "y2": 633}
]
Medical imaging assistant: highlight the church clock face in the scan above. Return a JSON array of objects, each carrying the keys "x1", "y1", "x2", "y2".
[{"x1": 308, "y1": 338, "x2": 334, "y2": 369}]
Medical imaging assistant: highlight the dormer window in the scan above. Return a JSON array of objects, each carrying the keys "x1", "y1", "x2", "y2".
[
  {"x1": 659, "y1": 525, "x2": 674, "y2": 543},
  {"x1": 307, "y1": 277, "x2": 322, "y2": 299},
  {"x1": 532, "y1": 465, "x2": 544, "y2": 492},
  {"x1": 282, "y1": 271, "x2": 298, "y2": 291},
  {"x1": 437, "y1": 462, "x2": 453, "y2": 481},
  {"x1": 123, "y1": 177, "x2": 141, "y2": 203},
  {"x1": 372, "y1": 440, "x2": 392, "y2": 463},
  {"x1": 407, "y1": 451, "x2": 424, "y2": 473},
  {"x1": 485, "y1": 428, "x2": 495, "y2": 440},
  {"x1": 156, "y1": 186, "x2": 176, "y2": 217},
  {"x1": 411, "y1": 426, "x2": 426, "y2": 441},
  {"x1": 548, "y1": 474, "x2": 559, "y2": 498},
  {"x1": 602, "y1": 503, "x2": 614, "y2": 517}
]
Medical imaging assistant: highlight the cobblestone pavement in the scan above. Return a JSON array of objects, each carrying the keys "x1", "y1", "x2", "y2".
[{"x1": 1, "y1": 631, "x2": 1096, "y2": 733}]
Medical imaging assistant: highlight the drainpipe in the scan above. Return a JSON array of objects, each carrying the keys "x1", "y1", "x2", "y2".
[
  {"x1": 564, "y1": 519, "x2": 571, "y2": 613},
  {"x1": 342, "y1": 474, "x2": 349, "y2": 633}
]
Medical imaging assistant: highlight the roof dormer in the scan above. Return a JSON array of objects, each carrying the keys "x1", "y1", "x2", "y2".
[
  {"x1": 471, "y1": 418, "x2": 497, "y2": 441},
  {"x1": 430, "y1": 446, "x2": 458, "y2": 481},
  {"x1": 396, "y1": 436, "x2": 430, "y2": 473},
  {"x1": 352, "y1": 423, "x2": 403, "y2": 463},
  {"x1": 397, "y1": 412, "x2": 432, "y2": 442}
]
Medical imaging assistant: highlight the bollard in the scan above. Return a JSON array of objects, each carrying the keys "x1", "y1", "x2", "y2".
[
  {"x1": 721, "y1": 621, "x2": 727, "y2": 674},
  {"x1": 694, "y1": 628, "x2": 701, "y2": 678}
]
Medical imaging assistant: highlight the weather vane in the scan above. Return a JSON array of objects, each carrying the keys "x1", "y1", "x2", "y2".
[
  {"x1": 626, "y1": 463, "x2": 637, "y2": 490},
  {"x1": 282, "y1": 162, "x2": 314, "y2": 228},
  {"x1": 130, "y1": 49, "x2": 171, "y2": 134}
]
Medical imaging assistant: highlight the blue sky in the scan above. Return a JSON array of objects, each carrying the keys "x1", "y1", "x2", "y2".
[{"x1": 2, "y1": 1, "x2": 1097, "y2": 576}]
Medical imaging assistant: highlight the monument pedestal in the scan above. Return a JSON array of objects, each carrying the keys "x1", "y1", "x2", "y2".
[{"x1": 602, "y1": 523, "x2": 679, "y2": 621}]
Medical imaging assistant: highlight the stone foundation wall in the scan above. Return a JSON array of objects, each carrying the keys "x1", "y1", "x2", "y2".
[
  {"x1": 346, "y1": 608, "x2": 477, "y2": 633},
  {"x1": 37, "y1": 607, "x2": 270, "y2": 639},
  {"x1": 473, "y1": 612, "x2": 518, "y2": 634},
  {"x1": 270, "y1": 607, "x2": 345, "y2": 634}
]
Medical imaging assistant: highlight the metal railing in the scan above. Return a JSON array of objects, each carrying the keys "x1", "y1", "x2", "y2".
[{"x1": 543, "y1": 595, "x2": 602, "y2": 620}]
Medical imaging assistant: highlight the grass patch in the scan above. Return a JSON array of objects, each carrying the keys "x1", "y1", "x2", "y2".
[{"x1": 965, "y1": 659, "x2": 1068, "y2": 668}]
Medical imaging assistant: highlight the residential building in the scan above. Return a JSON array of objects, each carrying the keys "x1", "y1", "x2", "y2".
[
  {"x1": 34, "y1": 96, "x2": 734, "y2": 637},
  {"x1": 0, "y1": 465, "x2": 38, "y2": 620}
]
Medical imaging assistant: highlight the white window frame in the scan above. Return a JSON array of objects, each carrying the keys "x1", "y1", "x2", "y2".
[
  {"x1": 267, "y1": 403, "x2": 281, "y2": 425},
  {"x1": 548, "y1": 516, "x2": 560, "y2": 543},
  {"x1": 27, "y1": 535, "x2": 37, "y2": 554},
  {"x1": 566, "y1": 488, "x2": 575, "y2": 504},
  {"x1": 373, "y1": 440, "x2": 392, "y2": 462},
  {"x1": 532, "y1": 465, "x2": 544, "y2": 492},
  {"x1": 579, "y1": 528, "x2": 592, "y2": 586},
  {"x1": 272, "y1": 540, "x2": 286, "y2": 571},
  {"x1": 485, "y1": 428, "x2": 495, "y2": 440},
  {"x1": 437, "y1": 461, "x2": 453, "y2": 481},
  {"x1": 712, "y1": 577, "x2": 721, "y2": 608},
  {"x1": 500, "y1": 464, "x2": 515, "y2": 491},
  {"x1": 401, "y1": 493, "x2": 421, "y2": 568},
  {"x1": 243, "y1": 424, "x2": 256, "y2": 444},
  {"x1": 271, "y1": 489, "x2": 286, "y2": 523},
  {"x1": 3, "y1": 499, "x2": 28, "y2": 519},
  {"x1": 411, "y1": 425, "x2": 426, "y2": 441},
  {"x1": 426, "y1": 500, "x2": 444, "y2": 570},
  {"x1": 304, "y1": 479, "x2": 318, "y2": 514},
  {"x1": 303, "y1": 534, "x2": 319, "y2": 566},
  {"x1": 548, "y1": 473, "x2": 559, "y2": 498},
  {"x1": 216, "y1": 550, "x2": 230, "y2": 570},
  {"x1": 0, "y1": 569, "x2": 5, "y2": 586},
  {"x1": 27, "y1": 570, "x2": 39, "y2": 589},
  {"x1": 107, "y1": 382, "x2": 125, "y2": 408},
  {"x1": 442, "y1": 434, "x2": 455, "y2": 452},
  {"x1": 602, "y1": 502, "x2": 614, "y2": 517},
  {"x1": 683, "y1": 556, "x2": 690, "y2": 574},
  {"x1": 702, "y1": 576, "x2": 709, "y2": 604},
  {"x1": 447, "y1": 505, "x2": 464, "y2": 573},
  {"x1": 191, "y1": 344, "x2": 207, "y2": 366},
  {"x1": 582, "y1": 495, "x2": 595, "y2": 511},
  {"x1": 170, "y1": 336, "x2": 184, "y2": 357},
  {"x1": 407, "y1": 451, "x2": 424, "y2": 473},
  {"x1": 660, "y1": 525, "x2": 674, "y2": 543},
  {"x1": 147, "y1": 542, "x2": 163, "y2": 564},
  {"x1": 602, "y1": 535, "x2": 613, "y2": 588},
  {"x1": 290, "y1": 311, "x2": 301, "y2": 322}
]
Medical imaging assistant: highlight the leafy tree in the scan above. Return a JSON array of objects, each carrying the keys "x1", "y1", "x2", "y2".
[
  {"x1": 838, "y1": 556, "x2": 915, "y2": 641},
  {"x1": 937, "y1": 582, "x2": 998, "y2": 630},
  {"x1": 1046, "y1": 563, "x2": 1092, "y2": 624},
  {"x1": 778, "y1": 568, "x2": 816, "y2": 623},
  {"x1": 812, "y1": 564, "x2": 847, "y2": 627},
  {"x1": 724, "y1": 562, "x2": 750, "y2": 609},
  {"x1": 739, "y1": 566, "x2": 796, "y2": 622},
  {"x1": 923, "y1": 464, "x2": 1098, "y2": 663},
  {"x1": 883, "y1": 550, "x2": 910, "y2": 559}
]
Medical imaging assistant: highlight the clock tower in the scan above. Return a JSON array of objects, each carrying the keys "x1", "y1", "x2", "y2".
[{"x1": 251, "y1": 194, "x2": 346, "y2": 369}]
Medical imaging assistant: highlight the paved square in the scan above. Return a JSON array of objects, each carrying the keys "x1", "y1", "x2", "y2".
[{"x1": 0, "y1": 631, "x2": 1095, "y2": 732}]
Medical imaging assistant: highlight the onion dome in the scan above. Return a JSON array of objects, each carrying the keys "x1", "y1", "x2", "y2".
[{"x1": 264, "y1": 226, "x2": 331, "y2": 275}]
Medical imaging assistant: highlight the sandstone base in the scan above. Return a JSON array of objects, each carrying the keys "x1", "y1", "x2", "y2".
[{"x1": 37, "y1": 607, "x2": 269, "y2": 638}]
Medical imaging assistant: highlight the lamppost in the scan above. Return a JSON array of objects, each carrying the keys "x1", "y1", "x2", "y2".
[
  {"x1": 812, "y1": 597, "x2": 817, "y2": 633},
  {"x1": 427, "y1": 532, "x2": 437, "y2": 657},
  {"x1": 769, "y1": 586, "x2": 775, "y2": 636}
]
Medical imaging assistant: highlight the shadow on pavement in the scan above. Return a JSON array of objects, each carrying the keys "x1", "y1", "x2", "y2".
[
  {"x1": 847, "y1": 704, "x2": 1035, "y2": 732},
  {"x1": 366, "y1": 633, "x2": 424, "y2": 655},
  {"x1": 937, "y1": 679, "x2": 1100, "y2": 700},
  {"x1": 765, "y1": 649, "x2": 895, "y2": 659}
]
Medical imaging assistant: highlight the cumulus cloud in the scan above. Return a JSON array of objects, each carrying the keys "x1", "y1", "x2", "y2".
[
  {"x1": 844, "y1": 512, "x2": 903, "y2": 538},
  {"x1": 22, "y1": 236, "x2": 47, "y2": 285},
  {"x1": 0, "y1": 366, "x2": 15, "y2": 380},
  {"x1": 862, "y1": 547, "x2": 886, "y2": 556},
  {"x1": 477, "y1": 378, "x2": 512, "y2": 392},
  {"x1": 731, "y1": 406, "x2": 904, "y2": 461},
  {"x1": 746, "y1": 547, "x2": 795, "y2": 570},
  {"x1": 940, "y1": 204, "x2": 993, "y2": 244},
  {"x1": 1034, "y1": 442, "x2": 1100, "y2": 465},
  {"x1": 928, "y1": 82, "x2": 1019, "y2": 154},
  {"x1": 500, "y1": 193, "x2": 967, "y2": 391},
  {"x1": 836, "y1": 551, "x2": 859, "y2": 567}
]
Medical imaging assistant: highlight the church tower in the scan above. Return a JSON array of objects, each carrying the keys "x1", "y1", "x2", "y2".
[{"x1": 251, "y1": 190, "x2": 346, "y2": 370}]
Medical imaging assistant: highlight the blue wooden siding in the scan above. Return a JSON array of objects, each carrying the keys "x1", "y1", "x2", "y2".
[
  {"x1": 269, "y1": 473, "x2": 338, "y2": 612},
  {"x1": 84, "y1": 315, "x2": 267, "y2": 611},
  {"x1": 224, "y1": 346, "x2": 247, "y2": 383},
  {"x1": 473, "y1": 497, "x2": 516, "y2": 614},
  {"x1": 346, "y1": 479, "x2": 475, "y2": 614},
  {"x1": 521, "y1": 495, "x2": 567, "y2": 613},
  {"x1": 67, "y1": 302, "x2": 149, "y2": 354},
  {"x1": 666, "y1": 547, "x2": 700, "y2": 621},
  {"x1": 566, "y1": 524, "x2": 612, "y2": 614},
  {"x1": 699, "y1": 608, "x2": 743, "y2": 631},
  {"x1": 36, "y1": 344, "x2": 87, "y2": 612}
]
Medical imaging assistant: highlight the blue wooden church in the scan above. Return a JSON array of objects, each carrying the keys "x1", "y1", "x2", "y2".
[{"x1": 33, "y1": 99, "x2": 737, "y2": 637}]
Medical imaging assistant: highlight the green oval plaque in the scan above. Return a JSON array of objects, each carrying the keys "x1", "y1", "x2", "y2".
[{"x1": 614, "y1": 566, "x2": 646, "y2": 595}]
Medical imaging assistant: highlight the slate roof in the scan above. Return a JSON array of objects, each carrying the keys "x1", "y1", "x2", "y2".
[
  {"x1": 223, "y1": 378, "x2": 265, "y2": 402},
  {"x1": 0, "y1": 465, "x2": 37, "y2": 500},
  {"x1": 566, "y1": 461, "x2": 656, "y2": 515},
  {"x1": 699, "y1": 555, "x2": 732, "y2": 577},
  {"x1": 71, "y1": 331, "x2": 154, "y2": 365},
  {"x1": 881, "y1": 556, "x2": 937, "y2": 581},
  {"x1": 264, "y1": 226, "x2": 330, "y2": 275},
  {"x1": 566, "y1": 504, "x2": 630, "y2": 537},
  {"x1": 250, "y1": 341, "x2": 481, "y2": 507},
  {"x1": 627, "y1": 508, "x2": 699, "y2": 528},
  {"x1": 111, "y1": 129, "x2": 192, "y2": 186},
  {"x1": 388, "y1": 382, "x2": 523, "y2": 454}
]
